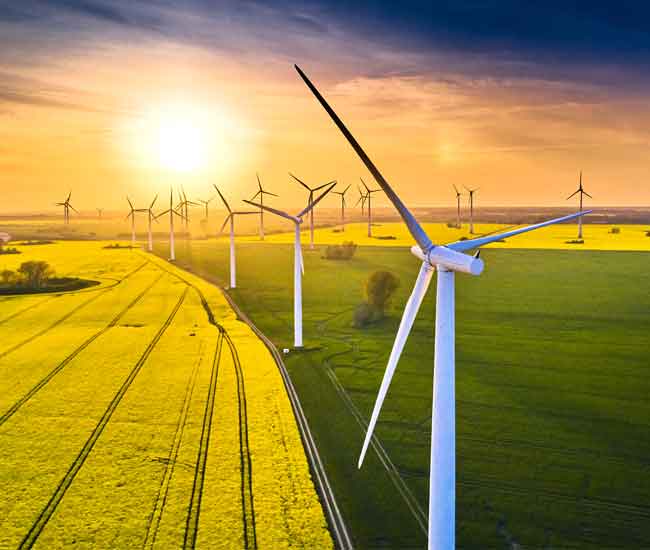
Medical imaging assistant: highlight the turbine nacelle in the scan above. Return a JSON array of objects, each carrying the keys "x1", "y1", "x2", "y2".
[{"x1": 411, "y1": 245, "x2": 484, "y2": 276}]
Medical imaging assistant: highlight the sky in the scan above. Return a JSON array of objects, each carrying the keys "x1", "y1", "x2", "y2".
[{"x1": 1, "y1": 0, "x2": 650, "y2": 213}]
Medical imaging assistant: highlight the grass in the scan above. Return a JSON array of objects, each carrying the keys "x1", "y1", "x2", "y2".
[
  {"x1": 0, "y1": 241, "x2": 332, "y2": 549},
  {"x1": 166, "y1": 236, "x2": 650, "y2": 548}
]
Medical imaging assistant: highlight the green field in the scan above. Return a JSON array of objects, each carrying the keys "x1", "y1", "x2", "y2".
[
  {"x1": 0, "y1": 242, "x2": 332, "y2": 549},
  {"x1": 165, "y1": 237, "x2": 650, "y2": 548}
]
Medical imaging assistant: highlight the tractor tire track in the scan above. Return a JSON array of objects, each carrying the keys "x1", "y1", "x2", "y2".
[
  {"x1": 223, "y1": 330, "x2": 257, "y2": 550},
  {"x1": 0, "y1": 261, "x2": 149, "y2": 360},
  {"x1": 0, "y1": 272, "x2": 164, "y2": 428},
  {"x1": 0, "y1": 296, "x2": 57, "y2": 327},
  {"x1": 183, "y1": 330, "x2": 224, "y2": 550},
  {"x1": 144, "y1": 340, "x2": 204, "y2": 550},
  {"x1": 19, "y1": 286, "x2": 188, "y2": 549}
]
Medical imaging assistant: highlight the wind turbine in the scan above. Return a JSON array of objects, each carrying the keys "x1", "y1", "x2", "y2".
[
  {"x1": 197, "y1": 196, "x2": 214, "y2": 221},
  {"x1": 155, "y1": 188, "x2": 185, "y2": 261},
  {"x1": 464, "y1": 186, "x2": 479, "y2": 234},
  {"x1": 250, "y1": 174, "x2": 278, "y2": 240},
  {"x1": 333, "y1": 184, "x2": 351, "y2": 231},
  {"x1": 214, "y1": 185, "x2": 257, "y2": 289},
  {"x1": 96, "y1": 208, "x2": 104, "y2": 220},
  {"x1": 361, "y1": 177, "x2": 382, "y2": 238},
  {"x1": 245, "y1": 182, "x2": 336, "y2": 347},
  {"x1": 566, "y1": 171, "x2": 592, "y2": 239},
  {"x1": 290, "y1": 173, "x2": 336, "y2": 249},
  {"x1": 56, "y1": 192, "x2": 77, "y2": 225},
  {"x1": 295, "y1": 63, "x2": 591, "y2": 550},
  {"x1": 136, "y1": 194, "x2": 158, "y2": 252},
  {"x1": 355, "y1": 185, "x2": 367, "y2": 216},
  {"x1": 452, "y1": 185, "x2": 462, "y2": 229},
  {"x1": 176, "y1": 187, "x2": 199, "y2": 231},
  {"x1": 125, "y1": 197, "x2": 138, "y2": 247}
]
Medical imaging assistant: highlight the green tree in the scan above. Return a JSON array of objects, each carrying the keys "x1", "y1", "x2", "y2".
[
  {"x1": 17, "y1": 261, "x2": 54, "y2": 289},
  {"x1": 1, "y1": 269, "x2": 16, "y2": 285},
  {"x1": 365, "y1": 270, "x2": 400, "y2": 318}
]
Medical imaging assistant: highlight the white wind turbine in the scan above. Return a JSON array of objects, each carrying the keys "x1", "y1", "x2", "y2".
[
  {"x1": 245, "y1": 182, "x2": 336, "y2": 347},
  {"x1": 464, "y1": 186, "x2": 479, "y2": 234},
  {"x1": 566, "y1": 171, "x2": 592, "y2": 239},
  {"x1": 295, "y1": 64, "x2": 592, "y2": 550},
  {"x1": 452, "y1": 185, "x2": 463, "y2": 229},
  {"x1": 214, "y1": 184, "x2": 257, "y2": 289},
  {"x1": 361, "y1": 177, "x2": 382, "y2": 237},
  {"x1": 333, "y1": 184, "x2": 351, "y2": 231},
  {"x1": 250, "y1": 173, "x2": 278, "y2": 240},
  {"x1": 136, "y1": 194, "x2": 158, "y2": 252},
  {"x1": 290, "y1": 173, "x2": 335, "y2": 249},
  {"x1": 125, "y1": 197, "x2": 139, "y2": 247},
  {"x1": 155, "y1": 188, "x2": 185, "y2": 261}
]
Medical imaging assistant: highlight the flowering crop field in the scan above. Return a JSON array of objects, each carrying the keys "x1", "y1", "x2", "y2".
[{"x1": 0, "y1": 241, "x2": 332, "y2": 549}]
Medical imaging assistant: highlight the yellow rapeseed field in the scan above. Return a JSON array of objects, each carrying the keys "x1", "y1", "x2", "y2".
[
  {"x1": 233, "y1": 221, "x2": 650, "y2": 251},
  {"x1": 0, "y1": 241, "x2": 333, "y2": 549}
]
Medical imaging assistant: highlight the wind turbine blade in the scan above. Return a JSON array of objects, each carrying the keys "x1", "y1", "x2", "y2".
[
  {"x1": 256, "y1": 173, "x2": 263, "y2": 192},
  {"x1": 150, "y1": 194, "x2": 158, "y2": 209},
  {"x1": 68, "y1": 204, "x2": 79, "y2": 213},
  {"x1": 263, "y1": 190, "x2": 279, "y2": 197},
  {"x1": 297, "y1": 182, "x2": 336, "y2": 218},
  {"x1": 358, "y1": 262, "x2": 434, "y2": 468},
  {"x1": 300, "y1": 245, "x2": 305, "y2": 275},
  {"x1": 295, "y1": 65, "x2": 432, "y2": 252},
  {"x1": 250, "y1": 190, "x2": 261, "y2": 200},
  {"x1": 290, "y1": 172, "x2": 312, "y2": 191},
  {"x1": 219, "y1": 214, "x2": 232, "y2": 235},
  {"x1": 566, "y1": 189, "x2": 580, "y2": 200},
  {"x1": 343, "y1": 184, "x2": 351, "y2": 194},
  {"x1": 243, "y1": 200, "x2": 297, "y2": 222},
  {"x1": 213, "y1": 184, "x2": 232, "y2": 213},
  {"x1": 360, "y1": 177, "x2": 370, "y2": 193},
  {"x1": 447, "y1": 210, "x2": 593, "y2": 252},
  {"x1": 314, "y1": 179, "x2": 336, "y2": 191},
  {"x1": 67, "y1": 191, "x2": 72, "y2": 202},
  {"x1": 354, "y1": 196, "x2": 363, "y2": 207},
  {"x1": 453, "y1": 184, "x2": 460, "y2": 195},
  {"x1": 127, "y1": 197, "x2": 134, "y2": 210},
  {"x1": 154, "y1": 209, "x2": 171, "y2": 220},
  {"x1": 583, "y1": 191, "x2": 593, "y2": 199}
]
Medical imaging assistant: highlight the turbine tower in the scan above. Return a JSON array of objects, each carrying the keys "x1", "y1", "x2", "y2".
[
  {"x1": 566, "y1": 171, "x2": 592, "y2": 239},
  {"x1": 214, "y1": 184, "x2": 257, "y2": 289},
  {"x1": 333, "y1": 184, "x2": 351, "y2": 231},
  {"x1": 96, "y1": 208, "x2": 104, "y2": 220},
  {"x1": 136, "y1": 194, "x2": 158, "y2": 252},
  {"x1": 361, "y1": 177, "x2": 382, "y2": 238},
  {"x1": 125, "y1": 197, "x2": 138, "y2": 247},
  {"x1": 155, "y1": 188, "x2": 185, "y2": 261},
  {"x1": 464, "y1": 186, "x2": 479, "y2": 234},
  {"x1": 250, "y1": 174, "x2": 278, "y2": 240},
  {"x1": 295, "y1": 63, "x2": 591, "y2": 550},
  {"x1": 176, "y1": 187, "x2": 199, "y2": 231},
  {"x1": 245, "y1": 182, "x2": 336, "y2": 347},
  {"x1": 355, "y1": 185, "x2": 367, "y2": 216},
  {"x1": 56, "y1": 192, "x2": 77, "y2": 225},
  {"x1": 452, "y1": 185, "x2": 462, "y2": 228},
  {"x1": 197, "y1": 196, "x2": 214, "y2": 221},
  {"x1": 290, "y1": 173, "x2": 335, "y2": 249}
]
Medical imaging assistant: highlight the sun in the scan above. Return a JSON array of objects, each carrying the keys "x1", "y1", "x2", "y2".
[{"x1": 156, "y1": 115, "x2": 207, "y2": 172}]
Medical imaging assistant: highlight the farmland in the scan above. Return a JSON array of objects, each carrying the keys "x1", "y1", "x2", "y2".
[
  {"x1": 0, "y1": 242, "x2": 332, "y2": 549},
  {"x1": 166, "y1": 233, "x2": 650, "y2": 548}
]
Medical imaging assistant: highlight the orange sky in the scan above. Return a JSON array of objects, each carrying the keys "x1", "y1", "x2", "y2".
[{"x1": 1, "y1": 5, "x2": 649, "y2": 214}]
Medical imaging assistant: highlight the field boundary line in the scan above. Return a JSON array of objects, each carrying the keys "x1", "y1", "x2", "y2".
[
  {"x1": 144, "y1": 341, "x2": 204, "y2": 550},
  {"x1": 0, "y1": 272, "x2": 164, "y2": 427},
  {"x1": 220, "y1": 289, "x2": 354, "y2": 550},
  {"x1": 184, "y1": 331, "x2": 224, "y2": 549},
  {"x1": 0, "y1": 296, "x2": 57, "y2": 327},
  {"x1": 19, "y1": 285, "x2": 188, "y2": 549},
  {"x1": 0, "y1": 261, "x2": 149, "y2": 360}
]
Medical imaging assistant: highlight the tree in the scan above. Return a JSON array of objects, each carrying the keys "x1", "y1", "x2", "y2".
[
  {"x1": 365, "y1": 270, "x2": 400, "y2": 318},
  {"x1": 1, "y1": 269, "x2": 16, "y2": 285},
  {"x1": 17, "y1": 261, "x2": 54, "y2": 289}
]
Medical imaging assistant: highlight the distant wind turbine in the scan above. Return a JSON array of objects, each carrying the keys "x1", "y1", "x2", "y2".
[
  {"x1": 290, "y1": 173, "x2": 335, "y2": 249},
  {"x1": 295, "y1": 63, "x2": 592, "y2": 550},
  {"x1": 214, "y1": 185, "x2": 257, "y2": 289},
  {"x1": 176, "y1": 187, "x2": 199, "y2": 231},
  {"x1": 245, "y1": 182, "x2": 336, "y2": 347},
  {"x1": 355, "y1": 184, "x2": 367, "y2": 216},
  {"x1": 333, "y1": 184, "x2": 351, "y2": 231},
  {"x1": 136, "y1": 194, "x2": 158, "y2": 252},
  {"x1": 56, "y1": 192, "x2": 77, "y2": 225},
  {"x1": 250, "y1": 174, "x2": 278, "y2": 240},
  {"x1": 361, "y1": 177, "x2": 382, "y2": 238},
  {"x1": 125, "y1": 197, "x2": 138, "y2": 247},
  {"x1": 566, "y1": 171, "x2": 592, "y2": 239},
  {"x1": 197, "y1": 196, "x2": 214, "y2": 221},
  {"x1": 155, "y1": 188, "x2": 185, "y2": 261},
  {"x1": 96, "y1": 208, "x2": 104, "y2": 220},
  {"x1": 464, "y1": 186, "x2": 479, "y2": 234},
  {"x1": 452, "y1": 185, "x2": 462, "y2": 229}
]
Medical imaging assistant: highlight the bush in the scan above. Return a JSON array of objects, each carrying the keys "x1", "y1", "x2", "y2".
[
  {"x1": 609, "y1": 227, "x2": 621, "y2": 234},
  {"x1": 324, "y1": 241, "x2": 357, "y2": 260},
  {"x1": 646, "y1": 231, "x2": 650, "y2": 237},
  {"x1": 0, "y1": 247, "x2": 20, "y2": 255},
  {"x1": 17, "y1": 261, "x2": 54, "y2": 289},
  {"x1": 1, "y1": 269, "x2": 17, "y2": 284},
  {"x1": 565, "y1": 239, "x2": 584, "y2": 245},
  {"x1": 365, "y1": 271, "x2": 400, "y2": 318},
  {"x1": 353, "y1": 303, "x2": 375, "y2": 328}
]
